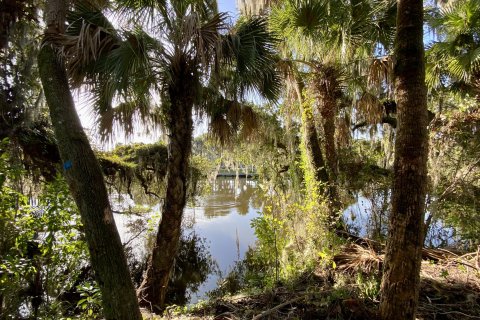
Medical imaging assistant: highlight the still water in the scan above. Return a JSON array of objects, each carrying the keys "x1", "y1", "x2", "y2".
[
  {"x1": 185, "y1": 177, "x2": 260, "y2": 303},
  {"x1": 114, "y1": 177, "x2": 261, "y2": 304}
]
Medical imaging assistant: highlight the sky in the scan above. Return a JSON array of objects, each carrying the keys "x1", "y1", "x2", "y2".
[{"x1": 218, "y1": 0, "x2": 239, "y2": 18}]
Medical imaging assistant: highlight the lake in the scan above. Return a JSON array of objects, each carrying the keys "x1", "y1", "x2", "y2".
[
  {"x1": 114, "y1": 177, "x2": 261, "y2": 304},
  {"x1": 185, "y1": 177, "x2": 260, "y2": 303}
]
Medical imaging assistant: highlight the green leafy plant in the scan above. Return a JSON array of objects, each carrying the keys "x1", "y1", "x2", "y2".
[{"x1": 77, "y1": 282, "x2": 103, "y2": 319}]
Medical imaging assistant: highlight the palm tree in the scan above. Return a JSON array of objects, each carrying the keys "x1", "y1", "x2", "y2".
[
  {"x1": 426, "y1": 0, "x2": 480, "y2": 99},
  {"x1": 379, "y1": 0, "x2": 429, "y2": 318},
  {"x1": 268, "y1": 0, "x2": 395, "y2": 222},
  {"x1": 37, "y1": 0, "x2": 142, "y2": 319},
  {"x1": 61, "y1": 0, "x2": 280, "y2": 311}
]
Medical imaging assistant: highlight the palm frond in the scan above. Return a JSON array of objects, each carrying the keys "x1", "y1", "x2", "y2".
[
  {"x1": 239, "y1": 105, "x2": 259, "y2": 139},
  {"x1": 62, "y1": 2, "x2": 120, "y2": 86},
  {"x1": 222, "y1": 17, "x2": 281, "y2": 101},
  {"x1": 113, "y1": 0, "x2": 166, "y2": 24},
  {"x1": 61, "y1": 4, "x2": 163, "y2": 139},
  {"x1": 426, "y1": 0, "x2": 480, "y2": 90},
  {"x1": 367, "y1": 55, "x2": 393, "y2": 90},
  {"x1": 209, "y1": 113, "x2": 232, "y2": 145},
  {"x1": 356, "y1": 91, "x2": 382, "y2": 124}
]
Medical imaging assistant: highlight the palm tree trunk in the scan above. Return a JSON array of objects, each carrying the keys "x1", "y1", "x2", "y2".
[
  {"x1": 379, "y1": 0, "x2": 428, "y2": 318},
  {"x1": 38, "y1": 1, "x2": 142, "y2": 319},
  {"x1": 138, "y1": 70, "x2": 194, "y2": 312},
  {"x1": 301, "y1": 107, "x2": 330, "y2": 187},
  {"x1": 320, "y1": 100, "x2": 338, "y2": 181},
  {"x1": 295, "y1": 79, "x2": 329, "y2": 188},
  {"x1": 320, "y1": 96, "x2": 343, "y2": 218}
]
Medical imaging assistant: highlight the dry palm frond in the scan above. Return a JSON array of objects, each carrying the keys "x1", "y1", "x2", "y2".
[
  {"x1": 226, "y1": 100, "x2": 242, "y2": 130},
  {"x1": 334, "y1": 244, "x2": 383, "y2": 274},
  {"x1": 356, "y1": 92, "x2": 382, "y2": 124},
  {"x1": 210, "y1": 114, "x2": 232, "y2": 145},
  {"x1": 240, "y1": 105, "x2": 259, "y2": 140},
  {"x1": 367, "y1": 55, "x2": 393, "y2": 92}
]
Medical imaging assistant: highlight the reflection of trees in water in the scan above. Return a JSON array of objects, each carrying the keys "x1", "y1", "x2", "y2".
[
  {"x1": 165, "y1": 232, "x2": 218, "y2": 305},
  {"x1": 346, "y1": 188, "x2": 459, "y2": 248},
  {"x1": 128, "y1": 231, "x2": 217, "y2": 306},
  {"x1": 203, "y1": 178, "x2": 259, "y2": 218},
  {"x1": 346, "y1": 188, "x2": 390, "y2": 242}
]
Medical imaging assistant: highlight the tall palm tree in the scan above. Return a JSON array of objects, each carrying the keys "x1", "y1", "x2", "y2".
[
  {"x1": 61, "y1": 0, "x2": 280, "y2": 311},
  {"x1": 37, "y1": 0, "x2": 142, "y2": 319},
  {"x1": 379, "y1": 0, "x2": 429, "y2": 318},
  {"x1": 269, "y1": 0, "x2": 395, "y2": 222}
]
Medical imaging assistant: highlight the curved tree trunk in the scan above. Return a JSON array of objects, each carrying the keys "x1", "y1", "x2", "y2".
[
  {"x1": 379, "y1": 0, "x2": 428, "y2": 318},
  {"x1": 138, "y1": 65, "x2": 194, "y2": 312},
  {"x1": 38, "y1": 1, "x2": 142, "y2": 319}
]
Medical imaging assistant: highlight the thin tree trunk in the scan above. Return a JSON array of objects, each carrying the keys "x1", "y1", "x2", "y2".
[
  {"x1": 138, "y1": 68, "x2": 194, "y2": 312},
  {"x1": 38, "y1": 1, "x2": 142, "y2": 319},
  {"x1": 379, "y1": 0, "x2": 428, "y2": 318}
]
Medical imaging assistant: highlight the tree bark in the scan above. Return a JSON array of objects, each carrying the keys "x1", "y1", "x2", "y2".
[
  {"x1": 295, "y1": 78, "x2": 329, "y2": 188},
  {"x1": 138, "y1": 63, "x2": 194, "y2": 312},
  {"x1": 310, "y1": 65, "x2": 343, "y2": 223},
  {"x1": 379, "y1": 0, "x2": 428, "y2": 318},
  {"x1": 38, "y1": 1, "x2": 142, "y2": 319}
]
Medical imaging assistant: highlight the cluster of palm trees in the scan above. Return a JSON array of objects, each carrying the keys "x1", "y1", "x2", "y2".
[
  {"x1": 40, "y1": 0, "x2": 280, "y2": 316},
  {"x1": 31, "y1": 0, "x2": 480, "y2": 319}
]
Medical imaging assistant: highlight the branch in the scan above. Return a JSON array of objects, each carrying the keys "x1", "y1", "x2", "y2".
[
  {"x1": 352, "y1": 116, "x2": 397, "y2": 131},
  {"x1": 252, "y1": 295, "x2": 306, "y2": 320}
]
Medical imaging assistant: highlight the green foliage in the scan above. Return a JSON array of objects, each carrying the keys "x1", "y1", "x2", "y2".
[
  {"x1": 355, "y1": 272, "x2": 380, "y2": 301},
  {"x1": 426, "y1": 0, "x2": 480, "y2": 92},
  {"x1": 0, "y1": 140, "x2": 95, "y2": 319},
  {"x1": 77, "y1": 282, "x2": 103, "y2": 319},
  {"x1": 250, "y1": 208, "x2": 286, "y2": 287},
  {"x1": 427, "y1": 101, "x2": 480, "y2": 247}
]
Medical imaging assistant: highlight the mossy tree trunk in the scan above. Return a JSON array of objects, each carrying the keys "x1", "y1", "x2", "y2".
[
  {"x1": 379, "y1": 0, "x2": 428, "y2": 318},
  {"x1": 38, "y1": 1, "x2": 142, "y2": 319},
  {"x1": 313, "y1": 64, "x2": 343, "y2": 220},
  {"x1": 295, "y1": 78, "x2": 329, "y2": 190},
  {"x1": 138, "y1": 61, "x2": 194, "y2": 312}
]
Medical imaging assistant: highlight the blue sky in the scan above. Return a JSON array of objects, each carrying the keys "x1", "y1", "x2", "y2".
[{"x1": 218, "y1": 0, "x2": 239, "y2": 18}]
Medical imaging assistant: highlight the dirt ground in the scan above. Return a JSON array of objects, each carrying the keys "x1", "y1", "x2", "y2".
[{"x1": 142, "y1": 245, "x2": 480, "y2": 320}]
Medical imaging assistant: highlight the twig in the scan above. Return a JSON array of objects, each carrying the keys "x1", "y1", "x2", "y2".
[
  {"x1": 446, "y1": 258, "x2": 479, "y2": 271},
  {"x1": 436, "y1": 311, "x2": 480, "y2": 319},
  {"x1": 251, "y1": 295, "x2": 306, "y2": 320},
  {"x1": 214, "y1": 312, "x2": 237, "y2": 320}
]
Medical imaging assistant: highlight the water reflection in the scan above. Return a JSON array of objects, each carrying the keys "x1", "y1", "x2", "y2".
[
  {"x1": 344, "y1": 192, "x2": 459, "y2": 248},
  {"x1": 165, "y1": 232, "x2": 218, "y2": 305},
  {"x1": 118, "y1": 177, "x2": 261, "y2": 305},
  {"x1": 185, "y1": 177, "x2": 260, "y2": 303},
  {"x1": 200, "y1": 177, "x2": 259, "y2": 217}
]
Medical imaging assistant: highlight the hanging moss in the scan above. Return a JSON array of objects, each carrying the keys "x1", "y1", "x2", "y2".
[{"x1": 97, "y1": 143, "x2": 168, "y2": 199}]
